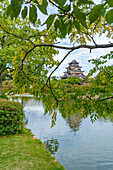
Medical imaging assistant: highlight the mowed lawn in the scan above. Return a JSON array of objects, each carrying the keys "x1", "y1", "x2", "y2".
[{"x1": 0, "y1": 128, "x2": 64, "y2": 170}]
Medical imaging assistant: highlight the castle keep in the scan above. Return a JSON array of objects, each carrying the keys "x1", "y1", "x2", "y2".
[{"x1": 61, "y1": 60, "x2": 86, "y2": 80}]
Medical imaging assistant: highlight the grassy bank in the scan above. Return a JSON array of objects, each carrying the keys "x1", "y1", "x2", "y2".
[{"x1": 0, "y1": 128, "x2": 64, "y2": 170}]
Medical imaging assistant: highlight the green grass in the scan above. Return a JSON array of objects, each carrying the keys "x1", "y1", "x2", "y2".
[{"x1": 0, "y1": 128, "x2": 64, "y2": 170}]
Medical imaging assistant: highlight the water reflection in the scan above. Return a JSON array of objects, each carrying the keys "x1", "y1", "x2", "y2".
[
  {"x1": 44, "y1": 138, "x2": 59, "y2": 154},
  {"x1": 66, "y1": 114, "x2": 82, "y2": 133},
  {"x1": 10, "y1": 96, "x2": 33, "y2": 105},
  {"x1": 10, "y1": 96, "x2": 113, "y2": 170}
]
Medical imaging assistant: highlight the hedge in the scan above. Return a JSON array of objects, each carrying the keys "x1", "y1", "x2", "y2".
[{"x1": 0, "y1": 99, "x2": 25, "y2": 135}]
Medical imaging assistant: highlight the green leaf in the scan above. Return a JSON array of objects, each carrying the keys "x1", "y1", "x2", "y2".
[
  {"x1": 54, "y1": 17, "x2": 67, "y2": 37},
  {"x1": 14, "y1": 5, "x2": 21, "y2": 18},
  {"x1": 54, "y1": 18, "x2": 69, "y2": 38},
  {"x1": 54, "y1": 19, "x2": 60, "y2": 31},
  {"x1": 73, "y1": 20, "x2": 80, "y2": 32},
  {"x1": 54, "y1": 0, "x2": 66, "y2": 6},
  {"x1": 58, "y1": 19, "x2": 67, "y2": 37},
  {"x1": 106, "y1": 0, "x2": 113, "y2": 7},
  {"x1": 67, "y1": 20, "x2": 72, "y2": 35},
  {"x1": 73, "y1": 6, "x2": 87, "y2": 28},
  {"x1": 29, "y1": 5, "x2": 37, "y2": 24},
  {"x1": 42, "y1": 14, "x2": 56, "y2": 30},
  {"x1": 77, "y1": 0, "x2": 94, "y2": 5},
  {"x1": 73, "y1": 5, "x2": 86, "y2": 20},
  {"x1": 7, "y1": 4, "x2": 12, "y2": 16},
  {"x1": 11, "y1": 0, "x2": 23, "y2": 10},
  {"x1": 106, "y1": 9, "x2": 113, "y2": 24},
  {"x1": 11, "y1": 12, "x2": 14, "y2": 20},
  {"x1": 22, "y1": 6, "x2": 27, "y2": 19},
  {"x1": 37, "y1": 5, "x2": 47, "y2": 15},
  {"x1": 89, "y1": 4, "x2": 104, "y2": 24},
  {"x1": 58, "y1": 4, "x2": 70, "y2": 14},
  {"x1": 79, "y1": 18, "x2": 87, "y2": 28},
  {"x1": 63, "y1": 4, "x2": 71, "y2": 12},
  {"x1": 11, "y1": 0, "x2": 18, "y2": 7},
  {"x1": 11, "y1": 0, "x2": 23, "y2": 18},
  {"x1": 37, "y1": 0, "x2": 48, "y2": 15}
]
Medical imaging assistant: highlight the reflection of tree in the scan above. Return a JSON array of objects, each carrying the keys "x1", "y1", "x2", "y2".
[
  {"x1": 104, "y1": 113, "x2": 113, "y2": 123},
  {"x1": 20, "y1": 97, "x2": 32, "y2": 106},
  {"x1": 44, "y1": 138, "x2": 59, "y2": 154},
  {"x1": 66, "y1": 114, "x2": 82, "y2": 133},
  {"x1": 10, "y1": 97, "x2": 33, "y2": 106}
]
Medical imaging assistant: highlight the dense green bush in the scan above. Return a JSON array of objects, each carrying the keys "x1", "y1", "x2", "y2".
[
  {"x1": 0, "y1": 100, "x2": 25, "y2": 135},
  {"x1": 65, "y1": 76, "x2": 82, "y2": 85},
  {"x1": 0, "y1": 93, "x2": 8, "y2": 99}
]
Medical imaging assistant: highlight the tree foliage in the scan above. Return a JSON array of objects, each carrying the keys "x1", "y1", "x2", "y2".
[
  {"x1": 0, "y1": 1, "x2": 59, "y2": 95},
  {"x1": 0, "y1": 0, "x2": 113, "y2": 123},
  {"x1": 3, "y1": 0, "x2": 113, "y2": 40}
]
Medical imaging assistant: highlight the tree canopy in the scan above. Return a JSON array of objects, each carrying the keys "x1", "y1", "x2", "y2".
[{"x1": 0, "y1": 0, "x2": 113, "y2": 123}]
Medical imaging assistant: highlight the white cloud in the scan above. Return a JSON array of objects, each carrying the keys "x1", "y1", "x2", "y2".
[
  {"x1": 38, "y1": 0, "x2": 113, "y2": 77},
  {"x1": 51, "y1": 34, "x2": 113, "y2": 77},
  {"x1": 94, "y1": 0, "x2": 102, "y2": 4}
]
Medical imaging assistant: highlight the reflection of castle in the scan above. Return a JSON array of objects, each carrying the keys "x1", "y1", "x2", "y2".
[
  {"x1": 61, "y1": 60, "x2": 86, "y2": 81},
  {"x1": 66, "y1": 114, "x2": 82, "y2": 132}
]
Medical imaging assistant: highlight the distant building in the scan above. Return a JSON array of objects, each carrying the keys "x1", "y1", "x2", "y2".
[{"x1": 61, "y1": 60, "x2": 86, "y2": 81}]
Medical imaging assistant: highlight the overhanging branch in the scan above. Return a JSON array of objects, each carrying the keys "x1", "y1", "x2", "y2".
[
  {"x1": 20, "y1": 42, "x2": 113, "y2": 69},
  {"x1": 43, "y1": 49, "x2": 74, "y2": 88},
  {"x1": 19, "y1": 41, "x2": 113, "y2": 83},
  {"x1": 98, "y1": 96, "x2": 113, "y2": 101},
  {"x1": 33, "y1": 43, "x2": 113, "y2": 50}
]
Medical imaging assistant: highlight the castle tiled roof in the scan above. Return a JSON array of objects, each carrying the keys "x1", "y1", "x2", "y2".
[
  {"x1": 61, "y1": 59, "x2": 86, "y2": 80},
  {"x1": 69, "y1": 60, "x2": 79, "y2": 65}
]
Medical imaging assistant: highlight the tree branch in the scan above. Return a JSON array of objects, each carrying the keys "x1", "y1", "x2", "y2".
[
  {"x1": 22, "y1": 70, "x2": 33, "y2": 82},
  {"x1": 20, "y1": 45, "x2": 36, "y2": 71},
  {"x1": 34, "y1": 43, "x2": 113, "y2": 50},
  {"x1": 98, "y1": 96, "x2": 113, "y2": 101},
  {"x1": 0, "y1": 73, "x2": 12, "y2": 79},
  {"x1": 49, "y1": 0, "x2": 66, "y2": 13},
  {"x1": 19, "y1": 42, "x2": 113, "y2": 75},
  {"x1": 0, "y1": 24, "x2": 35, "y2": 45},
  {"x1": 0, "y1": 67, "x2": 11, "y2": 73},
  {"x1": 43, "y1": 49, "x2": 74, "y2": 88}
]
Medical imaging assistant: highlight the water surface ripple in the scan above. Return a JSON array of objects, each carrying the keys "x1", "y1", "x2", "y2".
[{"x1": 11, "y1": 97, "x2": 113, "y2": 170}]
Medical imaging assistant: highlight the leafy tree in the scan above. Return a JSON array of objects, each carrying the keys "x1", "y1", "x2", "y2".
[
  {"x1": 5, "y1": 0, "x2": 113, "y2": 40},
  {"x1": 0, "y1": 0, "x2": 113, "y2": 122},
  {"x1": 64, "y1": 76, "x2": 82, "y2": 85},
  {"x1": 0, "y1": 1, "x2": 59, "y2": 96},
  {"x1": 0, "y1": 1, "x2": 16, "y2": 96}
]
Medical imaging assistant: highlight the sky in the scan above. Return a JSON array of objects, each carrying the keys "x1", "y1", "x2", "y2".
[
  {"x1": 38, "y1": 0, "x2": 113, "y2": 77},
  {"x1": 52, "y1": 35, "x2": 113, "y2": 77}
]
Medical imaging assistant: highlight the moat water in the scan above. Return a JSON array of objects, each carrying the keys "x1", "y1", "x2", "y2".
[{"x1": 10, "y1": 96, "x2": 113, "y2": 170}]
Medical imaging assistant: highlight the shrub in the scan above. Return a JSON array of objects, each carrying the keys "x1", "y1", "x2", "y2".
[
  {"x1": 0, "y1": 100, "x2": 25, "y2": 135},
  {"x1": 0, "y1": 93, "x2": 8, "y2": 100},
  {"x1": 65, "y1": 76, "x2": 82, "y2": 85}
]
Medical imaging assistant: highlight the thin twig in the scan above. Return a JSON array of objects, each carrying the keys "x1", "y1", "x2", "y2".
[
  {"x1": 24, "y1": 0, "x2": 32, "y2": 4},
  {"x1": 43, "y1": 49, "x2": 74, "y2": 88},
  {"x1": 49, "y1": 0, "x2": 66, "y2": 13},
  {"x1": 81, "y1": 31, "x2": 97, "y2": 46},
  {"x1": 20, "y1": 45, "x2": 36, "y2": 71},
  {"x1": 98, "y1": 96, "x2": 113, "y2": 101},
  {"x1": 28, "y1": 34, "x2": 48, "y2": 39},
  {"x1": 0, "y1": 24, "x2": 35, "y2": 45},
  {"x1": 22, "y1": 70, "x2": 33, "y2": 82}
]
